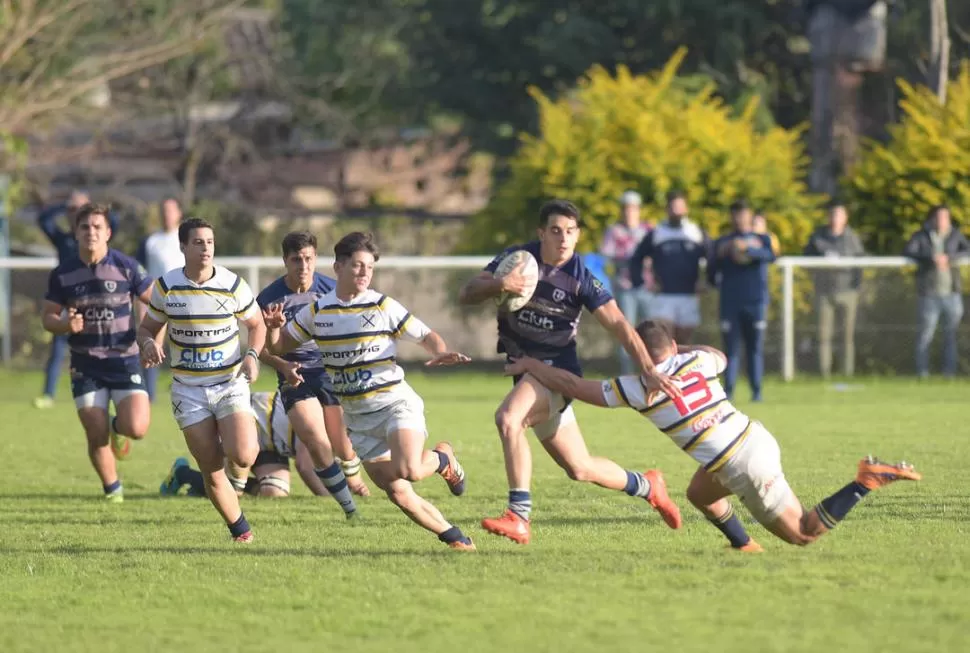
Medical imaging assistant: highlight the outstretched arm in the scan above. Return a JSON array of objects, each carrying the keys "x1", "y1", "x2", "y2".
[{"x1": 506, "y1": 357, "x2": 609, "y2": 407}]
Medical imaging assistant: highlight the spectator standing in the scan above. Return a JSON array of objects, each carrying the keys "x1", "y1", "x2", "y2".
[
  {"x1": 803, "y1": 202, "x2": 866, "y2": 378},
  {"x1": 136, "y1": 197, "x2": 185, "y2": 401},
  {"x1": 629, "y1": 190, "x2": 709, "y2": 344},
  {"x1": 600, "y1": 190, "x2": 653, "y2": 373},
  {"x1": 753, "y1": 212, "x2": 781, "y2": 257},
  {"x1": 34, "y1": 191, "x2": 119, "y2": 408},
  {"x1": 903, "y1": 205, "x2": 969, "y2": 378},
  {"x1": 708, "y1": 200, "x2": 776, "y2": 401}
]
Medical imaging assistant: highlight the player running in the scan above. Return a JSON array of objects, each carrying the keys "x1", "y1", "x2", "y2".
[
  {"x1": 457, "y1": 199, "x2": 682, "y2": 545},
  {"x1": 257, "y1": 231, "x2": 370, "y2": 516},
  {"x1": 137, "y1": 217, "x2": 266, "y2": 543},
  {"x1": 42, "y1": 203, "x2": 154, "y2": 502},
  {"x1": 160, "y1": 390, "x2": 334, "y2": 498},
  {"x1": 266, "y1": 231, "x2": 476, "y2": 550},
  {"x1": 505, "y1": 320, "x2": 923, "y2": 551}
]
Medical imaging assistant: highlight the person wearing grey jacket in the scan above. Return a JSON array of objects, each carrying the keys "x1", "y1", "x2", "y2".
[
  {"x1": 903, "y1": 205, "x2": 969, "y2": 377},
  {"x1": 803, "y1": 203, "x2": 866, "y2": 377}
]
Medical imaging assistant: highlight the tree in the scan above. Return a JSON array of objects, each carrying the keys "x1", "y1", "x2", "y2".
[{"x1": 929, "y1": 0, "x2": 951, "y2": 103}]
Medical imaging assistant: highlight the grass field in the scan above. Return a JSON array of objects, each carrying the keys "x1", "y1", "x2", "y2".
[{"x1": 0, "y1": 368, "x2": 967, "y2": 653}]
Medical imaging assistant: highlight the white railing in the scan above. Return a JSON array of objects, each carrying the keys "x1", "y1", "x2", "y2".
[{"x1": 0, "y1": 254, "x2": 943, "y2": 379}]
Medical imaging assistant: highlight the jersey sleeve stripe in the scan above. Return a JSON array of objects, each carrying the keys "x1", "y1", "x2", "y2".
[
  {"x1": 293, "y1": 318, "x2": 312, "y2": 339},
  {"x1": 158, "y1": 276, "x2": 170, "y2": 294},
  {"x1": 611, "y1": 378, "x2": 632, "y2": 407},
  {"x1": 705, "y1": 420, "x2": 753, "y2": 472},
  {"x1": 229, "y1": 275, "x2": 241, "y2": 295},
  {"x1": 148, "y1": 301, "x2": 166, "y2": 314},
  {"x1": 234, "y1": 298, "x2": 255, "y2": 317},
  {"x1": 392, "y1": 313, "x2": 412, "y2": 336}
]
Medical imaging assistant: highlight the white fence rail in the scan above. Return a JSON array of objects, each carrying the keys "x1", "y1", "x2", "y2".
[{"x1": 0, "y1": 255, "x2": 950, "y2": 379}]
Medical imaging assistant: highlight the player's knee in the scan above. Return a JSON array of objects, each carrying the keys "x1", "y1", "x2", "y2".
[
  {"x1": 561, "y1": 460, "x2": 593, "y2": 483},
  {"x1": 395, "y1": 460, "x2": 421, "y2": 483},
  {"x1": 385, "y1": 482, "x2": 413, "y2": 508},
  {"x1": 494, "y1": 408, "x2": 523, "y2": 440},
  {"x1": 232, "y1": 442, "x2": 259, "y2": 469},
  {"x1": 685, "y1": 485, "x2": 706, "y2": 509}
]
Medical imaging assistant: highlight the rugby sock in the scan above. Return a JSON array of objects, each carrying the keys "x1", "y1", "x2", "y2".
[
  {"x1": 317, "y1": 463, "x2": 356, "y2": 515},
  {"x1": 815, "y1": 481, "x2": 870, "y2": 529},
  {"x1": 508, "y1": 489, "x2": 532, "y2": 521},
  {"x1": 103, "y1": 480, "x2": 122, "y2": 495},
  {"x1": 228, "y1": 513, "x2": 251, "y2": 538},
  {"x1": 437, "y1": 525, "x2": 473, "y2": 546},
  {"x1": 623, "y1": 471, "x2": 651, "y2": 498},
  {"x1": 176, "y1": 467, "x2": 206, "y2": 497},
  {"x1": 434, "y1": 450, "x2": 449, "y2": 474},
  {"x1": 708, "y1": 505, "x2": 751, "y2": 548}
]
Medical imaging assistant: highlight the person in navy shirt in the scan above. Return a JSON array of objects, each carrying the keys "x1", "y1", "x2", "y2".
[
  {"x1": 628, "y1": 190, "x2": 711, "y2": 343},
  {"x1": 257, "y1": 231, "x2": 370, "y2": 509},
  {"x1": 707, "y1": 199, "x2": 776, "y2": 402},
  {"x1": 34, "y1": 191, "x2": 120, "y2": 409},
  {"x1": 458, "y1": 199, "x2": 682, "y2": 545},
  {"x1": 42, "y1": 203, "x2": 154, "y2": 502}
]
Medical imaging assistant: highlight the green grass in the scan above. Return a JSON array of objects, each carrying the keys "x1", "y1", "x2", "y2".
[{"x1": 0, "y1": 369, "x2": 968, "y2": 652}]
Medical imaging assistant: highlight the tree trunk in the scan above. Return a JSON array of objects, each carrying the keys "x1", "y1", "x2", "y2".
[{"x1": 929, "y1": 0, "x2": 951, "y2": 105}]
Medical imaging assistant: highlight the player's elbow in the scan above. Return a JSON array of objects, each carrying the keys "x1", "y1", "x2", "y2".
[{"x1": 457, "y1": 284, "x2": 477, "y2": 305}]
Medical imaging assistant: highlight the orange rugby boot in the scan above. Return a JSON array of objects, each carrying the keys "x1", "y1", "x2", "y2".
[
  {"x1": 481, "y1": 509, "x2": 531, "y2": 544},
  {"x1": 731, "y1": 539, "x2": 764, "y2": 553},
  {"x1": 643, "y1": 469, "x2": 683, "y2": 529},
  {"x1": 855, "y1": 456, "x2": 922, "y2": 491},
  {"x1": 448, "y1": 539, "x2": 477, "y2": 551}
]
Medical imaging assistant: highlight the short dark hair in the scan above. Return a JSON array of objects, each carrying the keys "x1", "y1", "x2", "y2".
[
  {"x1": 928, "y1": 204, "x2": 950, "y2": 220},
  {"x1": 334, "y1": 231, "x2": 380, "y2": 262},
  {"x1": 730, "y1": 198, "x2": 750, "y2": 214},
  {"x1": 666, "y1": 190, "x2": 686, "y2": 205},
  {"x1": 281, "y1": 231, "x2": 318, "y2": 258},
  {"x1": 73, "y1": 203, "x2": 111, "y2": 229},
  {"x1": 635, "y1": 319, "x2": 677, "y2": 361},
  {"x1": 178, "y1": 217, "x2": 214, "y2": 244},
  {"x1": 538, "y1": 199, "x2": 582, "y2": 227}
]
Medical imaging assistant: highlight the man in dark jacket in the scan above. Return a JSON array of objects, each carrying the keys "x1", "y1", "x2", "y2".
[
  {"x1": 708, "y1": 199, "x2": 776, "y2": 401},
  {"x1": 903, "y1": 205, "x2": 969, "y2": 378},
  {"x1": 803, "y1": 202, "x2": 867, "y2": 377}
]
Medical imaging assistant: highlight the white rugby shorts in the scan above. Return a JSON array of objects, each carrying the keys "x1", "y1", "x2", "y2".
[
  {"x1": 713, "y1": 422, "x2": 795, "y2": 525},
  {"x1": 170, "y1": 377, "x2": 253, "y2": 430},
  {"x1": 650, "y1": 294, "x2": 701, "y2": 328},
  {"x1": 346, "y1": 388, "x2": 427, "y2": 462},
  {"x1": 530, "y1": 386, "x2": 577, "y2": 440}
]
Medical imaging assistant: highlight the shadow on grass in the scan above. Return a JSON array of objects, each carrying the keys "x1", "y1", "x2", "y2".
[{"x1": 0, "y1": 544, "x2": 519, "y2": 558}]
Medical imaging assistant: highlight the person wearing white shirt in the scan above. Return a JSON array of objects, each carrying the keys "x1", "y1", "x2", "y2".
[{"x1": 136, "y1": 197, "x2": 185, "y2": 401}]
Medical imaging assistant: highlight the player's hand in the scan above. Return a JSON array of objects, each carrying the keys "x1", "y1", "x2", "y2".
[
  {"x1": 280, "y1": 360, "x2": 304, "y2": 387},
  {"x1": 503, "y1": 356, "x2": 532, "y2": 377},
  {"x1": 425, "y1": 351, "x2": 471, "y2": 367},
  {"x1": 237, "y1": 353, "x2": 260, "y2": 384},
  {"x1": 262, "y1": 303, "x2": 286, "y2": 329},
  {"x1": 348, "y1": 475, "x2": 371, "y2": 497},
  {"x1": 499, "y1": 261, "x2": 530, "y2": 296},
  {"x1": 65, "y1": 307, "x2": 84, "y2": 334},
  {"x1": 935, "y1": 253, "x2": 950, "y2": 269},
  {"x1": 139, "y1": 339, "x2": 165, "y2": 368},
  {"x1": 641, "y1": 369, "x2": 683, "y2": 400}
]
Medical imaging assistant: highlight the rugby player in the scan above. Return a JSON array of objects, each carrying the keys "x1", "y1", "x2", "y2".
[
  {"x1": 42, "y1": 203, "x2": 153, "y2": 502},
  {"x1": 267, "y1": 232, "x2": 476, "y2": 550},
  {"x1": 505, "y1": 320, "x2": 923, "y2": 551},
  {"x1": 257, "y1": 231, "x2": 370, "y2": 517},
  {"x1": 160, "y1": 390, "x2": 329, "y2": 498},
  {"x1": 137, "y1": 217, "x2": 266, "y2": 543},
  {"x1": 457, "y1": 199, "x2": 682, "y2": 545}
]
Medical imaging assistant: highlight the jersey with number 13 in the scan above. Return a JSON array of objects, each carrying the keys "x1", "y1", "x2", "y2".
[{"x1": 600, "y1": 350, "x2": 754, "y2": 473}]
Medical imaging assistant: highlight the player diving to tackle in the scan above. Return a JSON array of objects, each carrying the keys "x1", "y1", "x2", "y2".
[
  {"x1": 458, "y1": 199, "x2": 683, "y2": 545},
  {"x1": 505, "y1": 319, "x2": 923, "y2": 551},
  {"x1": 160, "y1": 390, "x2": 331, "y2": 498},
  {"x1": 257, "y1": 231, "x2": 371, "y2": 516},
  {"x1": 138, "y1": 217, "x2": 266, "y2": 543},
  {"x1": 266, "y1": 231, "x2": 477, "y2": 550},
  {"x1": 42, "y1": 203, "x2": 154, "y2": 502}
]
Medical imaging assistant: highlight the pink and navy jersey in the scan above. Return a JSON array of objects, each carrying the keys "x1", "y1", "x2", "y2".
[
  {"x1": 45, "y1": 249, "x2": 153, "y2": 363},
  {"x1": 485, "y1": 241, "x2": 613, "y2": 375},
  {"x1": 257, "y1": 273, "x2": 335, "y2": 383}
]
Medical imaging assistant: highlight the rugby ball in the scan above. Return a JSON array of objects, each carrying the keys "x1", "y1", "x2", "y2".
[{"x1": 493, "y1": 249, "x2": 539, "y2": 313}]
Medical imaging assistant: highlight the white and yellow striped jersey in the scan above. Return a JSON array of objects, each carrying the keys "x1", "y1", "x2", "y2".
[
  {"x1": 252, "y1": 391, "x2": 296, "y2": 457},
  {"x1": 147, "y1": 265, "x2": 259, "y2": 386},
  {"x1": 286, "y1": 289, "x2": 430, "y2": 416},
  {"x1": 601, "y1": 350, "x2": 754, "y2": 473}
]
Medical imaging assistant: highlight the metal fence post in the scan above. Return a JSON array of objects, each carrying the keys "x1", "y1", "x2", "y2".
[{"x1": 782, "y1": 261, "x2": 795, "y2": 381}]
